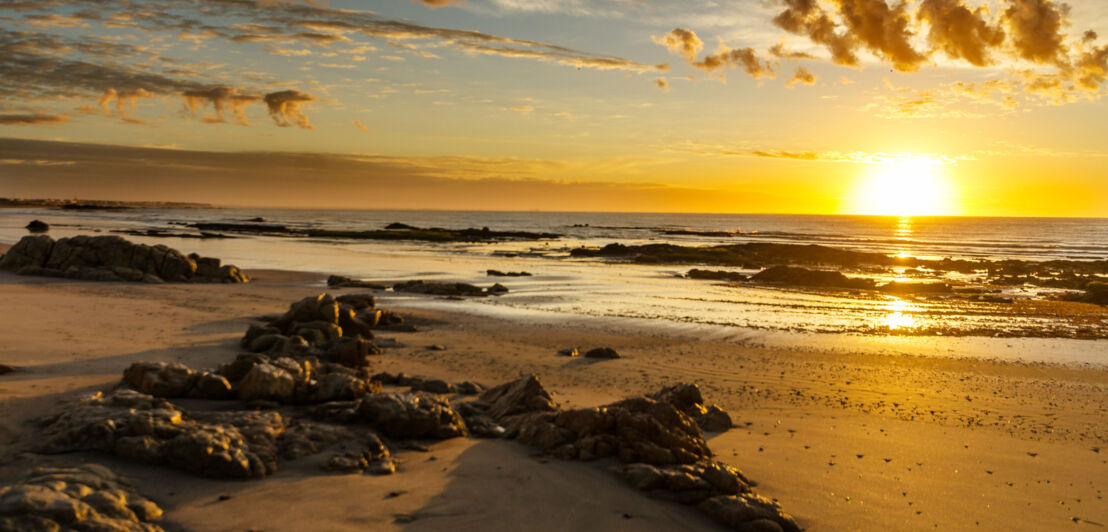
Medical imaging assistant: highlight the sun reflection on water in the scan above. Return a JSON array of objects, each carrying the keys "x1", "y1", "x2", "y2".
[
  {"x1": 893, "y1": 216, "x2": 913, "y2": 258},
  {"x1": 883, "y1": 298, "x2": 919, "y2": 330}
]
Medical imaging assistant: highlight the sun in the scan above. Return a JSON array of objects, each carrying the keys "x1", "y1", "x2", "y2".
[{"x1": 846, "y1": 157, "x2": 958, "y2": 216}]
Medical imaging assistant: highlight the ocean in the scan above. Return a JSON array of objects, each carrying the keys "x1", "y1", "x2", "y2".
[{"x1": 2, "y1": 208, "x2": 1106, "y2": 364}]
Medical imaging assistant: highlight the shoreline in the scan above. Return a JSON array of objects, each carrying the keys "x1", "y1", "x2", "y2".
[{"x1": 0, "y1": 268, "x2": 1105, "y2": 530}]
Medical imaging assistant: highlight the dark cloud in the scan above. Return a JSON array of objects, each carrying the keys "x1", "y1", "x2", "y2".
[
  {"x1": 918, "y1": 0, "x2": 1006, "y2": 67},
  {"x1": 183, "y1": 87, "x2": 260, "y2": 126},
  {"x1": 773, "y1": 0, "x2": 859, "y2": 66},
  {"x1": 0, "y1": 113, "x2": 69, "y2": 125},
  {"x1": 1001, "y1": 0, "x2": 1070, "y2": 65},
  {"x1": 832, "y1": 0, "x2": 926, "y2": 72},
  {"x1": 263, "y1": 89, "x2": 314, "y2": 129}
]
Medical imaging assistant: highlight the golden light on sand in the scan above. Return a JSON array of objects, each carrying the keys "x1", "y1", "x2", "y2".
[
  {"x1": 883, "y1": 298, "x2": 918, "y2": 330},
  {"x1": 848, "y1": 157, "x2": 957, "y2": 217}
]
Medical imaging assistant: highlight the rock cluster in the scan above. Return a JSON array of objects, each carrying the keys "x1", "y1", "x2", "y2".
[
  {"x1": 686, "y1": 269, "x2": 748, "y2": 282},
  {"x1": 751, "y1": 265, "x2": 873, "y2": 290},
  {"x1": 241, "y1": 293, "x2": 384, "y2": 366},
  {"x1": 487, "y1": 269, "x2": 532, "y2": 277},
  {"x1": 37, "y1": 390, "x2": 273, "y2": 480},
  {"x1": 649, "y1": 383, "x2": 734, "y2": 432},
  {"x1": 464, "y1": 375, "x2": 800, "y2": 532},
  {"x1": 393, "y1": 280, "x2": 508, "y2": 297},
  {"x1": 327, "y1": 275, "x2": 387, "y2": 289},
  {"x1": 0, "y1": 464, "x2": 165, "y2": 532},
  {"x1": 0, "y1": 235, "x2": 248, "y2": 283},
  {"x1": 373, "y1": 372, "x2": 484, "y2": 395}
]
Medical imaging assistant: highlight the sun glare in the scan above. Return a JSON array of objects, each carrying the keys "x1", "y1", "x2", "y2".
[{"x1": 848, "y1": 157, "x2": 957, "y2": 216}]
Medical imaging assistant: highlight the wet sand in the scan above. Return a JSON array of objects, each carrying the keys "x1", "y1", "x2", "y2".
[{"x1": 0, "y1": 269, "x2": 1105, "y2": 530}]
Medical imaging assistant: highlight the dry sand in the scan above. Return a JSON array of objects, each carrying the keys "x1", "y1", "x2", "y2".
[{"x1": 0, "y1": 269, "x2": 1105, "y2": 531}]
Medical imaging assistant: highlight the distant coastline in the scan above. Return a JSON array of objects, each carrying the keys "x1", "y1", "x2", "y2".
[{"x1": 0, "y1": 198, "x2": 213, "y2": 210}]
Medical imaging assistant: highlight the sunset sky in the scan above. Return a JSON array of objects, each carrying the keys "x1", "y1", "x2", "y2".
[{"x1": 1, "y1": 0, "x2": 1106, "y2": 216}]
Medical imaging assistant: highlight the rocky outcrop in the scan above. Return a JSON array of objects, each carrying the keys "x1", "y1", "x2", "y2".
[
  {"x1": 393, "y1": 280, "x2": 498, "y2": 297},
  {"x1": 478, "y1": 375, "x2": 558, "y2": 419},
  {"x1": 353, "y1": 393, "x2": 468, "y2": 440},
  {"x1": 751, "y1": 265, "x2": 874, "y2": 290},
  {"x1": 0, "y1": 235, "x2": 248, "y2": 283},
  {"x1": 487, "y1": 270, "x2": 532, "y2": 277},
  {"x1": 649, "y1": 383, "x2": 734, "y2": 432},
  {"x1": 0, "y1": 464, "x2": 165, "y2": 532},
  {"x1": 327, "y1": 275, "x2": 386, "y2": 289},
  {"x1": 686, "y1": 269, "x2": 748, "y2": 282},
  {"x1": 25, "y1": 219, "x2": 49, "y2": 233},
  {"x1": 372, "y1": 372, "x2": 484, "y2": 395},
  {"x1": 584, "y1": 347, "x2": 621, "y2": 359},
  {"x1": 241, "y1": 293, "x2": 383, "y2": 365},
  {"x1": 37, "y1": 390, "x2": 273, "y2": 480}
]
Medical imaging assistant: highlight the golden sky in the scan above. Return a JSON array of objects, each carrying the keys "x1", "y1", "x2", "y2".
[{"x1": 0, "y1": 0, "x2": 1106, "y2": 217}]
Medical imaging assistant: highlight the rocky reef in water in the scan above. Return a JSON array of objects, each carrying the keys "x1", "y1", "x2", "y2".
[{"x1": 0, "y1": 235, "x2": 249, "y2": 283}]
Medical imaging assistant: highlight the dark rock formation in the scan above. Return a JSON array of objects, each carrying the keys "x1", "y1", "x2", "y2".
[
  {"x1": 241, "y1": 293, "x2": 383, "y2": 365},
  {"x1": 25, "y1": 219, "x2": 49, "y2": 233},
  {"x1": 557, "y1": 348, "x2": 580, "y2": 357},
  {"x1": 478, "y1": 375, "x2": 558, "y2": 419},
  {"x1": 393, "y1": 280, "x2": 491, "y2": 297},
  {"x1": 372, "y1": 372, "x2": 484, "y2": 396},
  {"x1": 327, "y1": 275, "x2": 387, "y2": 289},
  {"x1": 1081, "y1": 281, "x2": 1108, "y2": 305},
  {"x1": 487, "y1": 269, "x2": 532, "y2": 277},
  {"x1": 751, "y1": 265, "x2": 874, "y2": 290},
  {"x1": 344, "y1": 393, "x2": 468, "y2": 440},
  {"x1": 686, "y1": 269, "x2": 748, "y2": 282},
  {"x1": 37, "y1": 390, "x2": 273, "y2": 480},
  {"x1": 649, "y1": 383, "x2": 734, "y2": 432},
  {"x1": 584, "y1": 347, "x2": 621, "y2": 359},
  {"x1": 0, "y1": 464, "x2": 165, "y2": 532},
  {"x1": 0, "y1": 364, "x2": 15, "y2": 376},
  {"x1": 0, "y1": 235, "x2": 249, "y2": 283}
]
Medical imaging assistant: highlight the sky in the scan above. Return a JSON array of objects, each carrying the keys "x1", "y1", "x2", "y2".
[{"x1": 0, "y1": 0, "x2": 1106, "y2": 216}]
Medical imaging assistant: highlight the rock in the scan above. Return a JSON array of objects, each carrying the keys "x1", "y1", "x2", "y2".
[
  {"x1": 487, "y1": 270, "x2": 532, "y2": 277},
  {"x1": 322, "y1": 337, "x2": 378, "y2": 368},
  {"x1": 192, "y1": 372, "x2": 234, "y2": 400},
  {"x1": 0, "y1": 464, "x2": 165, "y2": 531},
  {"x1": 36, "y1": 391, "x2": 272, "y2": 480},
  {"x1": 478, "y1": 375, "x2": 558, "y2": 420},
  {"x1": 556, "y1": 348, "x2": 580, "y2": 357},
  {"x1": 335, "y1": 293, "x2": 376, "y2": 310},
  {"x1": 428, "y1": 344, "x2": 447, "y2": 351},
  {"x1": 613, "y1": 461, "x2": 751, "y2": 504},
  {"x1": 487, "y1": 283, "x2": 509, "y2": 295},
  {"x1": 584, "y1": 347, "x2": 621, "y2": 359},
  {"x1": 649, "y1": 383, "x2": 733, "y2": 432},
  {"x1": 25, "y1": 220, "x2": 50, "y2": 233},
  {"x1": 0, "y1": 364, "x2": 16, "y2": 375},
  {"x1": 1081, "y1": 281, "x2": 1108, "y2": 305},
  {"x1": 310, "y1": 373, "x2": 374, "y2": 402},
  {"x1": 237, "y1": 364, "x2": 296, "y2": 402},
  {"x1": 220, "y1": 353, "x2": 269, "y2": 382},
  {"x1": 409, "y1": 378, "x2": 453, "y2": 394},
  {"x1": 338, "y1": 307, "x2": 374, "y2": 339},
  {"x1": 697, "y1": 494, "x2": 802, "y2": 532},
  {"x1": 122, "y1": 361, "x2": 196, "y2": 398},
  {"x1": 327, "y1": 275, "x2": 386, "y2": 289},
  {"x1": 0, "y1": 234, "x2": 54, "y2": 271},
  {"x1": 354, "y1": 393, "x2": 467, "y2": 439},
  {"x1": 750, "y1": 265, "x2": 873, "y2": 290},
  {"x1": 0, "y1": 235, "x2": 247, "y2": 284},
  {"x1": 686, "y1": 269, "x2": 747, "y2": 282},
  {"x1": 393, "y1": 280, "x2": 487, "y2": 297},
  {"x1": 455, "y1": 381, "x2": 484, "y2": 395}
]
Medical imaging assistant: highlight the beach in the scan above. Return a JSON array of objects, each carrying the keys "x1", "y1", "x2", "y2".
[{"x1": 1, "y1": 260, "x2": 1105, "y2": 531}]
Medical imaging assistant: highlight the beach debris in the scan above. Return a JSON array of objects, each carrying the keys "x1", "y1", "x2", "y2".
[
  {"x1": 487, "y1": 269, "x2": 532, "y2": 277},
  {"x1": 24, "y1": 219, "x2": 49, "y2": 233},
  {"x1": 0, "y1": 235, "x2": 248, "y2": 283},
  {"x1": 328, "y1": 275, "x2": 387, "y2": 290},
  {"x1": 584, "y1": 347, "x2": 622, "y2": 359},
  {"x1": 0, "y1": 464, "x2": 165, "y2": 531}
]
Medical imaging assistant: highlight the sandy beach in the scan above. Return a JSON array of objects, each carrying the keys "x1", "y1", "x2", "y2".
[{"x1": 1, "y1": 263, "x2": 1105, "y2": 531}]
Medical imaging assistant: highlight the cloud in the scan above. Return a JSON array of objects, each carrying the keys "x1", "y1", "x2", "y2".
[
  {"x1": 655, "y1": 78, "x2": 670, "y2": 91},
  {"x1": 786, "y1": 66, "x2": 817, "y2": 87},
  {"x1": 652, "y1": 28, "x2": 704, "y2": 62},
  {"x1": 1001, "y1": 0, "x2": 1069, "y2": 65},
  {"x1": 693, "y1": 45, "x2": 775, "y2": 79},
  {"x1": 353, "y1": 119, "x2": 369, "y2": 132},
  {"x1": 413, "y1": 0, "x2": 463, "y2": 7},
  {"x1": 773, "y1": 0, "x2": 859, "y2": 66},
  {"x1": 917, "y1": 0, "x2": 1006, "y2": 67},
  {"x1": 833, "y1": 0, "x2": 926, "y2": 72},
  {"x1": 183, "y1": 87, "x2": 260, "y2": 126},
  {"x1": 506, "y1": 105, "x2": 534, "y2": 113},
  {"x1": 263, "y1": 89, "x2": 314, "y2": 129},
  {"x1": 0, "y1": 113, "x2": 69, "y2": 125}
]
